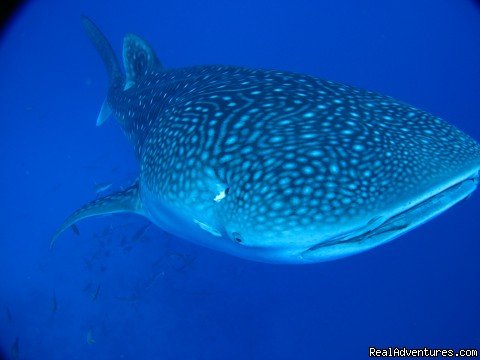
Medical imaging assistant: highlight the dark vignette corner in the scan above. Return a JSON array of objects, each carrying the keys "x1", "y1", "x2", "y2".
[{"x1": 0, "y1": 0, "x2": 28, "y2": 37}]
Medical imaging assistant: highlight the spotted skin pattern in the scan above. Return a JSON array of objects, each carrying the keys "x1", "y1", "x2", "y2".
[
  {"x1": 125, "y1": 66, "x2": 480, "y2": 248},
  {"x1": 54, "y1": 18, "x2": 480, "y2": 263}
]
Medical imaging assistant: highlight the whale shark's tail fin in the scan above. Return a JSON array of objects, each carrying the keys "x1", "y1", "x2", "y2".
[
  {"x1": 81, "y1": 15, "x2": 123, "y2": 88},
  {"x1": 122, "y1": 33, "x2": 162, "y2": 90},
  {"x1": 50, "y1": 183, "x2": 144, "y2": 249},
  {"x1": 81, "y1": 16, "x2": 125, "y2": 126}
]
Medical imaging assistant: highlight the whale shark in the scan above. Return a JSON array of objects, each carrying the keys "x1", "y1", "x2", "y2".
[{"x1": 52, "y1": 17, "x2": 480, "y2": 263}]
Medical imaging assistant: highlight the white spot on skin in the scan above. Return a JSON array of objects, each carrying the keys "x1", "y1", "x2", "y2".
[
  {"x1": 225, "y1": 136, "x2": 237, "y2": 145},
  {"x1": 214, "y1": 188, "x2": 228, "y2": 202},
  {"x1": 329, "y1": 164, "x2": 340, "y2": 174}
]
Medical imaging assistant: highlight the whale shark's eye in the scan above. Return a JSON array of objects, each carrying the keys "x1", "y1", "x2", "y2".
[{"x1": 232, "y1": 232, "x2": 242, "y2": 243}]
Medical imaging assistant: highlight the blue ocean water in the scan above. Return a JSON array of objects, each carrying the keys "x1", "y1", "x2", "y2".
[{"x1": 1, "y1": 0, "x2": 479, "y2": 359}]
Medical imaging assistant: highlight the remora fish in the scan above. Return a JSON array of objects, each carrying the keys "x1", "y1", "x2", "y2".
[
  {"x1": 5, "y1": 306, "x2": 12, "y2": 323},
  {"x1": 91, "y1": 284, "x2": 101, "y2": 301},
  {"x1": 51, "y1": 291, "x2": 57, "y2": 314},
  {"x1": 86, "y1": 328, "x2": 96, "y2": 345},
  {"x1": 93, "y1": 182, "x2": 113, "y2": 194},
  {"x1": 51, "y1": 17, "x2": 480, "y2": 263},
  {"x1": 11, "y1": 337, "x2": 19, "y2": 360}
]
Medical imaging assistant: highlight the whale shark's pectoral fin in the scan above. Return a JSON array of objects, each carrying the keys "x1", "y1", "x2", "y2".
[
  {"x1": 123, "y1": 33, "x2": 162, "y2": 90},
  {"x1": 51, "y1": 183, "x2": 144, "y2": 249}
]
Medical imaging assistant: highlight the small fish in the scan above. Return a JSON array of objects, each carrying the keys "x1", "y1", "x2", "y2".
[
  {"x1": 94, "y1": 182, "x2": 112, "y2": 194},
  {"x1": 144, "y1": 270, "x2": 166, "y2": 290},
  {"x1": 51, "y1": 292, "x2": 58, "y2": 314},
  {"x1": 11, "y1": 337, "x2": 19, "y2": 360},
  {"x1": 91, "y1": 284, "x2": 101, "y2": 301},
  {"x1": 86, "y1": 328, "x2": 96, "y2": 344},
  {"x1": 6, "y1": 306, "x2": 12, "y2": 323},
  {"x1": 83, "y1": 281, "x2": 92, "y2": 293},
  {"x1": 131, "y1": 223, "x2": 151, "y2": 243},
  {"x1": 71, "y1": 224, "x2": 80, "y2": 236}
]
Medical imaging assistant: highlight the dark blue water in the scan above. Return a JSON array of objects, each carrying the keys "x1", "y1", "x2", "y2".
[{"x1": 1, "y1": 1, "x2": 479, "y2": 359}]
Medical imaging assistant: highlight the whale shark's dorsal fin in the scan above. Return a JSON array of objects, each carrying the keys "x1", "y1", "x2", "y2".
[
  {"x1": 50, "y1": 182, "x2": 144, "y2": 249},
  {"x1": 123, "y1": 33, "x2": 162, "y2": 90},
  {"x1": 81, "y1": 15, "x2": 123, "y2": 88}
]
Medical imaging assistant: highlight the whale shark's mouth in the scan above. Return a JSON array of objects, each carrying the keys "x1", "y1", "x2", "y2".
[{"x1": 301, "y1": 171, "x2": 479, "y2": 261}]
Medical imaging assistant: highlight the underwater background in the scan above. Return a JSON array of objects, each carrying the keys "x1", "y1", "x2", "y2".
[{"x1": 1, "y1": 0, "x2": 480, "y2": 359}]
